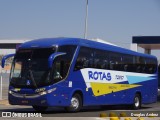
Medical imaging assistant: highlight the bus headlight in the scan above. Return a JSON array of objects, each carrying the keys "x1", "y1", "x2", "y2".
[
  {"x1": 39, "y1": 88, "x2": 57, "y2": 96},
  {"x1": 9, "y1": 90, "x2": 13, "y2": 94},
  {"x1": 39, "y1": 91, "x2": 47, "y2": 95}
]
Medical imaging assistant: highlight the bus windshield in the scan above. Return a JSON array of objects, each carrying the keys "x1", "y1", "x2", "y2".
[{"x1": 10, "y1": 45, "x2": 77, "y2": 88}]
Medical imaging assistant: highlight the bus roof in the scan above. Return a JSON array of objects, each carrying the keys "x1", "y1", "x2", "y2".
[{"x1": 19, "y1": 37, "x2": 157, "y2": 59}]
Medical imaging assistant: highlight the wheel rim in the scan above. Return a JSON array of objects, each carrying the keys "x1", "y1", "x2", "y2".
[
  {"x1": 134, "y1": 97, "x2": 140, "y2": 107},
  {"x1": 71, "y1": 97, "x2": 79, "y2": 109}
]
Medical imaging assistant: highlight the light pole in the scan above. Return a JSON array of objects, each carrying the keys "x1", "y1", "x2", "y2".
[{"x1": 84, "y1": 0, "x2": 88, "y2": 39}]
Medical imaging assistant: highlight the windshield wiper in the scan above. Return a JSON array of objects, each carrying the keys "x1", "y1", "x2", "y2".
[{"x1": 29, "y1": 69, "x2": 38, "y2": 88}]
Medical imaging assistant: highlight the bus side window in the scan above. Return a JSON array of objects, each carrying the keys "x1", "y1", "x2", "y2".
[
  {"x1": 109, "y1": 61, "x2": 115, "y2": 70},
  {"x1": 148, "y1": 63, "x2": 154, "y2": 74},
  {"x1": 83, "y1": 58, "x2": 89, "y2": 68},
  {"x1": 152, "y1": 59, "x2": 157, "y2": 73},
  {"x1": 52, "y1": 45, "x2": 77, "y2": 83},
  {"x1": 88, "y1": 58, "x2": 94, "y2": 68},
  {"x1": 136, "y1": 57, "x2": 145, "y2": 73},
  {"x1": 109, "y1": 53, "x2": 122, "y2": 71},
  {"x1": 74, "y1": 47, "x2": 94, "y2": 71},
  {"x1": 52, "y1": 56, "x2": 65, "y2": 83},
  {"x1": 101, "y1": 60, "x2": 108, "y2": 69},
  {"x1": 94, "y1": 49, "x2": 109, "y2": 69},
  {"x1": 122, "y1": 55, "x2": 134, "y2": 72},
  {"x1": 146, "y1": 58, "x2": 157, "y2": 74},
  {"x1": 94, "y1": 59, "x2": 99, "y2": 68},
  {"x1": 74, "y1": 57, "x2": 86, "y2": 70},
  {"x1": 136, "y1": 57, "x2": 141, "y2": 73}
]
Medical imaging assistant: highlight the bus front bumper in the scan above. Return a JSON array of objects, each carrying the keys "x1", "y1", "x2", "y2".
[{"x1": 8, "y1": 90, "x2": 70, "y2": 107}]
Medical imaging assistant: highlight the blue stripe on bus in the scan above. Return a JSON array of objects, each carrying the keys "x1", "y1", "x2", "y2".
[{"x1": 127, "y1": 75, "x2": 156, "y2": 84}]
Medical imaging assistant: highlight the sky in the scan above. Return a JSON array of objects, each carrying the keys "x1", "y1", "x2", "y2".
[{"x1": 0, "y1": 0, "x2": 160, "y2": 56}]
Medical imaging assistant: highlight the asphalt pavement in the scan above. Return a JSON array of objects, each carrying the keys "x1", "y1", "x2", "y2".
[{"x1": 0, "y1": 102, "x2": 160, "y2": 120}]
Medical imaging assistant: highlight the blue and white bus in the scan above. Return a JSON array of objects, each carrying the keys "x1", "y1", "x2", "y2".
[{"x1": 2, "y1": 38, "x2": 158, "y2": 112}]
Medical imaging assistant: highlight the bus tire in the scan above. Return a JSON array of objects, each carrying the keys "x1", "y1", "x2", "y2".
[
  {"x1": 65, "y1": 94, "x2": 82, "y2": 112},
  {"x1": 32, "y1": 105, "x2": 48, "y2": 112},
  {"x1": 132, "y1": 94, "x2": 141, "y2": 110}
]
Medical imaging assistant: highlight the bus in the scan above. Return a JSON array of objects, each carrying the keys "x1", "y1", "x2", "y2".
[{"x1": 2, "y1": 37, "x2": 158, "y2": 112}]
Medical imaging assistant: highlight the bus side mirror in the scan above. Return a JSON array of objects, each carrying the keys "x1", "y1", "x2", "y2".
[
  {"x1": 1, "y1": 54, "x2": 15, "y2": 68},
  {"x1": 48, "y1": 52, "x2": 66, "y2": 68}
]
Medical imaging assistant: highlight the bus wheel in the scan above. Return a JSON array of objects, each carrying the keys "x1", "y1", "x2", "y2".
[
  {"x1": 65, "y1": 94, "x2": 82, "y2": 112},
  {"x1": 132, "y1": 94, "x2": 141, "y2": 110},
  {"x1": 32, "y1": 105, "x2": 48, "y2": 112}
]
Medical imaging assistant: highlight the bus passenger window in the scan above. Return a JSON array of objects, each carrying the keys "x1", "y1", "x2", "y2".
[
  {"x1": 136, "y1": 57, "x2": 145, "y2": 73},
  {"x1": 53, "y1": 61, "x2": 63, "y2": 80},
  {"x1": 94, "y1": 59, "x2": 99, "y2": 68},
  {"x1": 101, "y1": 60, "x2": 108, "y2": 69},
  {"x1": 122, "y1": 55, "x2": 134, "y2": 72},
  {"x1": 94, "y1": 49, "x2": 109, "y2": 69},
  {"x1": 146, "y1": 58, "x2": 157, "y2": 74},
  {"x1": 51, "y1": 45, "x2": 77, "y2": 83},
  {"x1": 109, "y1": 61, "x2": 115, "y2": 70},
  {"x1": 74, "y1": 47, "x2": 94, "y2": 71},
  {"x1": 83, "y1": 58, "x2": 89, "y2": 68},
  {"x1": 88, "y1": 59, "x2": 94, "y2": 68},
  {"x1": 52, "y1": 56, "x2": 67, "y2": 83},
  {"x1": 109, "y1": 53, "x2": 122, "y2": 71},
  {"x1": 75, "y1": 57, "x2": 87, "y2": 70}
]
